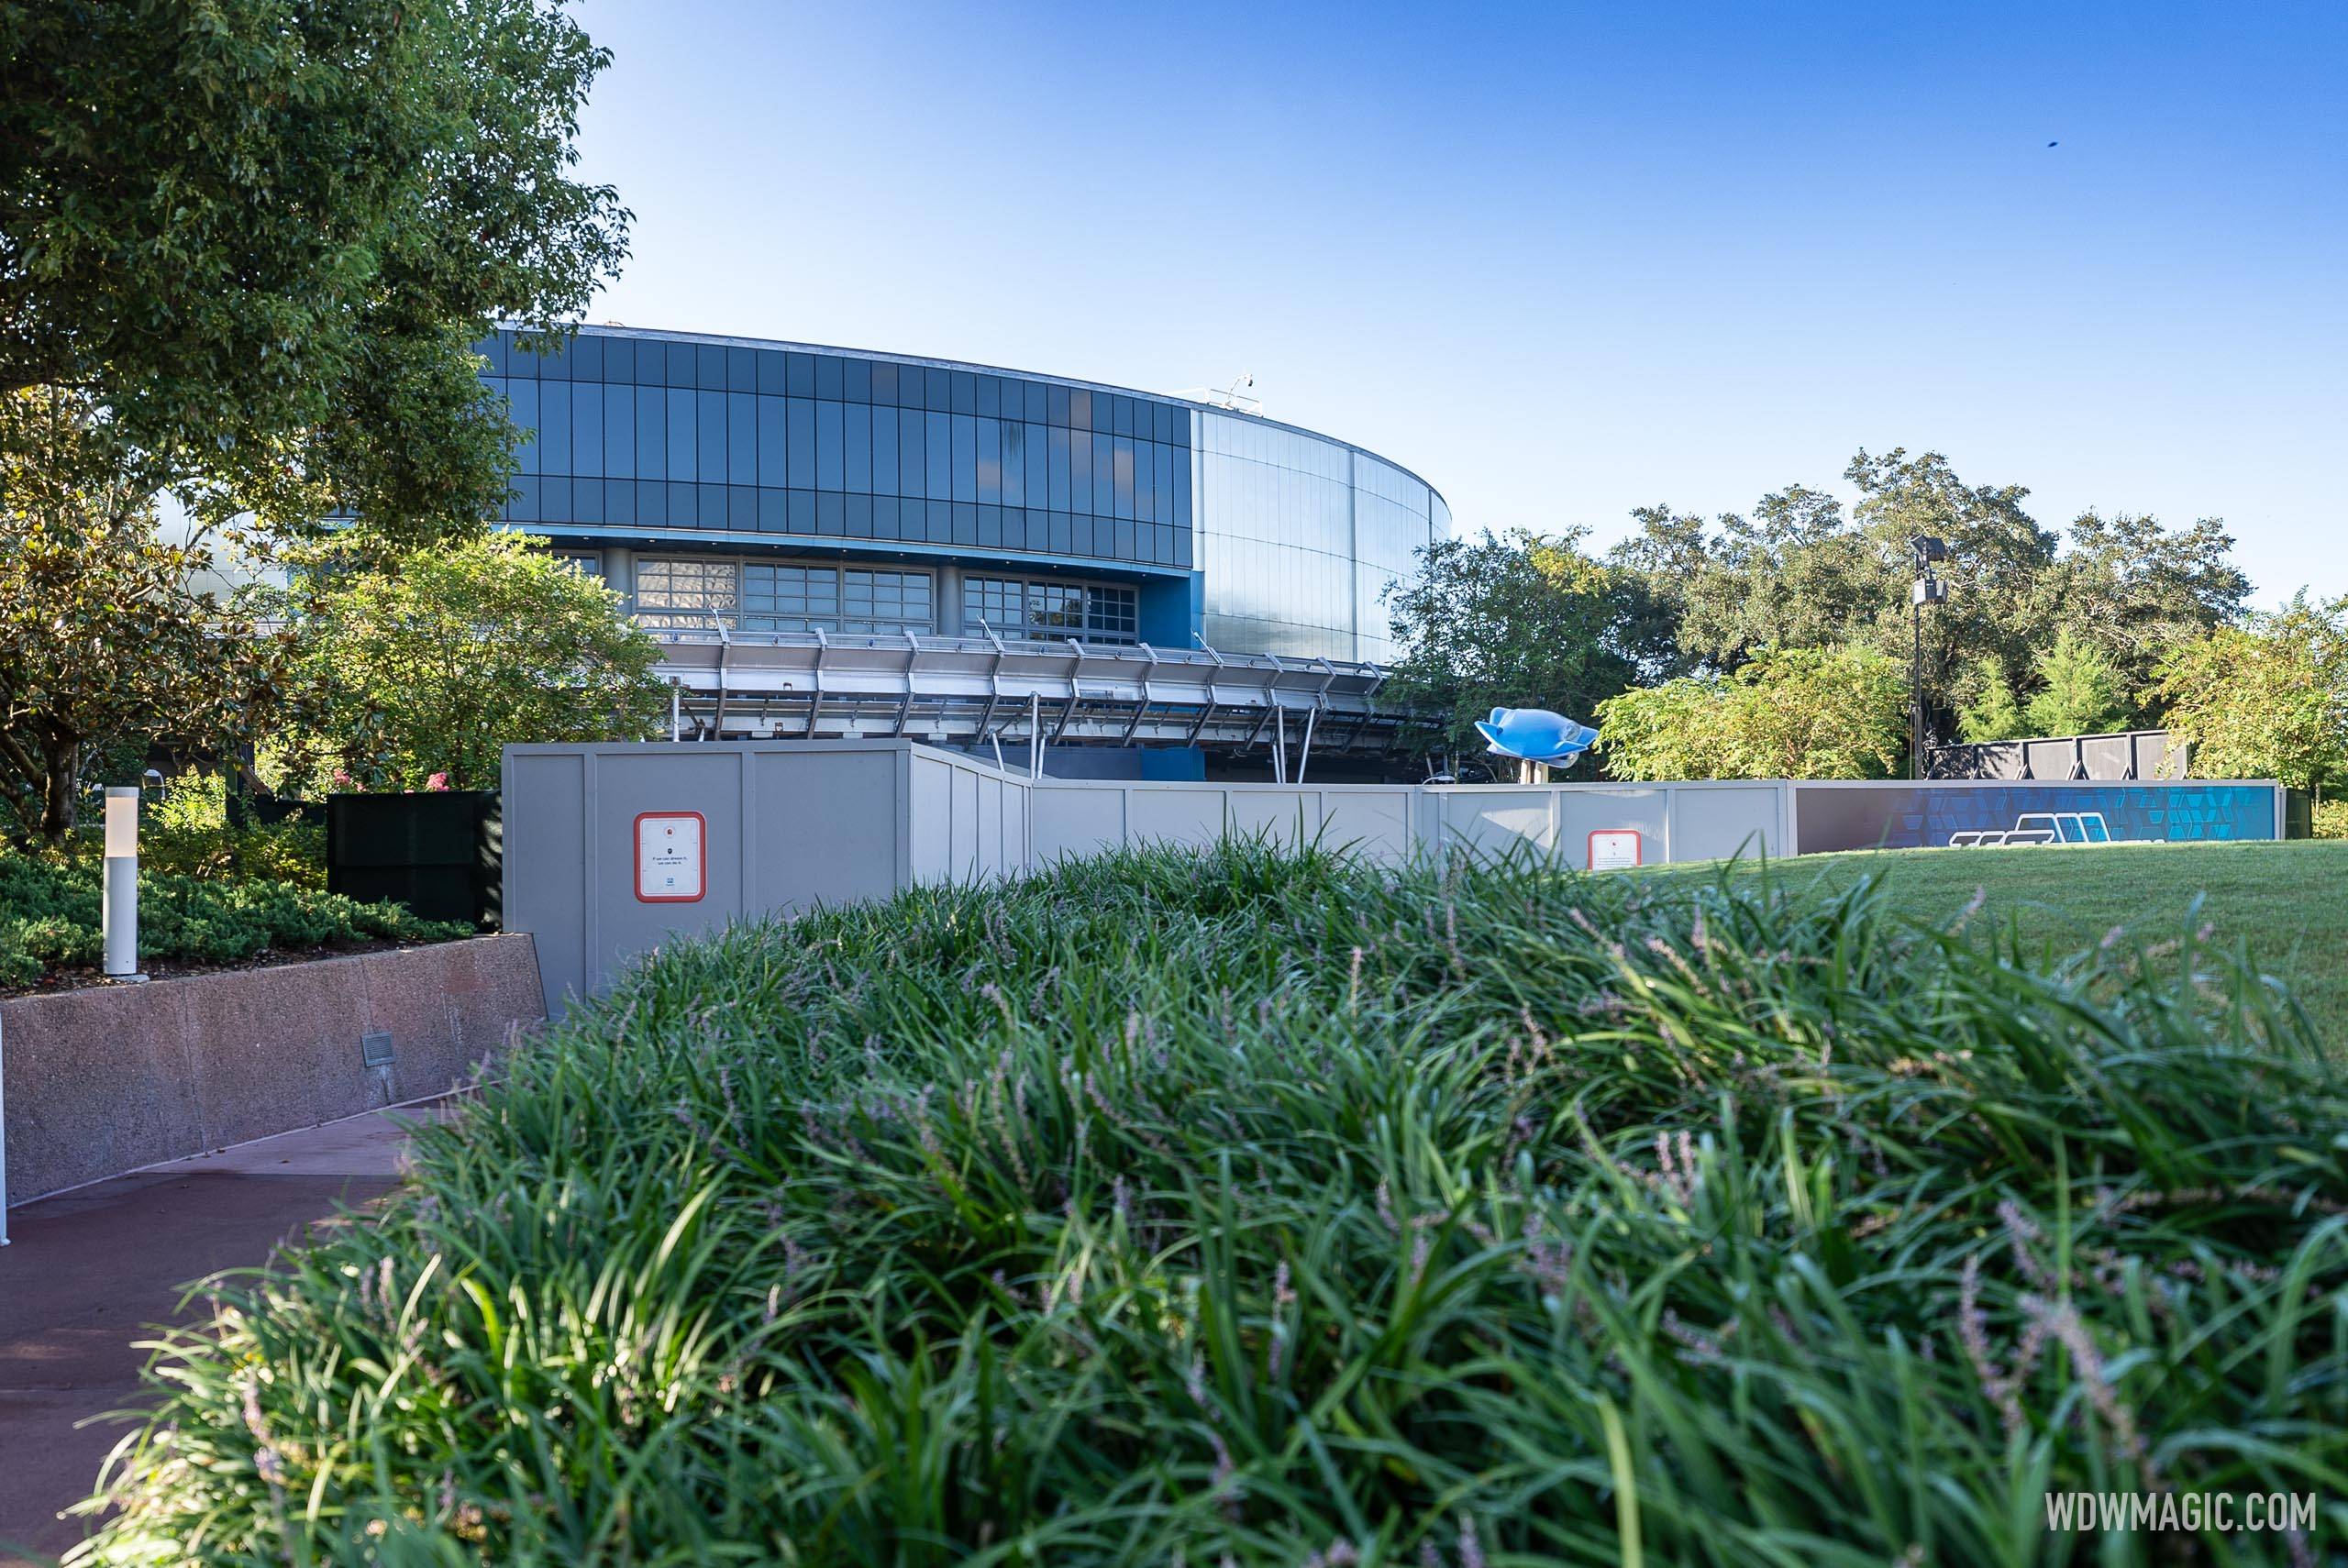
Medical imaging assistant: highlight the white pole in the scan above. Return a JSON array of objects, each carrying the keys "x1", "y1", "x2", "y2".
[
  {"x1": 1029, "y1": 692, "x2": 1043, "y2": 780},
  {"x1": 102, "y1": 787, "x2": 143, "y2": 982},
  {"x1": 1, "y1": 1006, "x2": 10, "y2": 1243}
]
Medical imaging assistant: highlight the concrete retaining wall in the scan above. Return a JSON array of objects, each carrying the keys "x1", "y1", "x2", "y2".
[{"x1": 2, "y1": 934, "x2": 544, "y2": 1206}]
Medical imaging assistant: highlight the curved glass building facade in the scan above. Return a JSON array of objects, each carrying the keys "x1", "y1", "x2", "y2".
[{"x1": 480, "y1": 325, "x2": 1447, "y2": 664}]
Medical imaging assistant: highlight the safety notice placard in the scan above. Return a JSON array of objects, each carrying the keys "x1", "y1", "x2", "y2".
[
  {"x1": 1587, "y1": 829, "x2": 1642, "y2": 870},
  {"x1": 635, "y1": 812, "x2": 706, "y2": 902}
]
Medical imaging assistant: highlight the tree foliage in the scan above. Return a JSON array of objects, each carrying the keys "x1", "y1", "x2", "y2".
[
  {"x1": 1379, "y1": 528, "x2": 1675, "y2": 754},
  {"x1": 2151, "y1": 596, "x2": 2348, "y2": 792},
  {"x1": 0, "y1": 0, "x2": 628, "y2": 540},
  {"x1": 280, "y1": 533, "x2": 667, "y2": 791},
  {"x1": 1955, "y1": 655, "x2": 2027, "y2": 744},
  {"x1": 1596, "y1": 644, "x2": 1907, "y2": 780},
  {"x1": 2021, "y1": 630, "x2": 2130, "y2": 738},
  {"x1": 1604, "y1": 451, "x2": 2248, "y2": 741},
  {"x1": 0, "y1": 389, "x2": 293, "y2": 845}
]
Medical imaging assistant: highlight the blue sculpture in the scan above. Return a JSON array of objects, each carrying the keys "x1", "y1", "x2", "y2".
[{"x1": 1474, "y1": 707, "x2": 1600, "y2": 767}]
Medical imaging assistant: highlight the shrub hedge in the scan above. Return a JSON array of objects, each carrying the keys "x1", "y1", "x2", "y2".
[
  {"x1": 0, "y1": 853, "x2": 467, "y2": 987},
  {"x1": 76, "y1": 845, "x2": 2347, "y2": 1563}
]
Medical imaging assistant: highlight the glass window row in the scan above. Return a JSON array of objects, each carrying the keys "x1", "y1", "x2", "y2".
[
  {"x1": 479, "y1": 334, "x2": 1191, "y2": 444},
  {"x1": 961, "y1": 576, "x2": 1137, "y2": 646},
  {"x1": 633, "y1": 558, "x2": 936, "y2": 637},
  {"x1": 627, "y1": 555, "x2": 1136, "y2": 646},
  {"x1": 490, "y1": 381, "x2": 1193, "y2": 535},
  {"x1": 505, "y1": 479, "x2": 1194, "y2": 569}
]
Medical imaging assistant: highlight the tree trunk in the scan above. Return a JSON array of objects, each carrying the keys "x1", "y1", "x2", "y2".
[{"x1": 40, "y1": 738, "x2": 79, "y2": 845}]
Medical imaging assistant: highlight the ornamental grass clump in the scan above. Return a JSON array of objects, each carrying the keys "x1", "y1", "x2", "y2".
[{"x1": 75, "y1": 844, "x2": 2347, "y2": 1564}]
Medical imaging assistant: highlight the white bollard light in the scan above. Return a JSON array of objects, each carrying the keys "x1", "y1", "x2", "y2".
[{"x1": 102, "y1": 786, "x2": 144, "y2": 981}]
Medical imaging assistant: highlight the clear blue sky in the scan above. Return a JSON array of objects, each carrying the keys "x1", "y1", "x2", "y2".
[{"x1": 569, "y1": 0, "x2": 2345, "y2": 603}]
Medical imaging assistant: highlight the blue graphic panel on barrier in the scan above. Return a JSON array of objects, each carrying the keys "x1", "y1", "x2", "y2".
[{"x1": 1794, "y1": 783, "x2": 2276, "y2": 854}]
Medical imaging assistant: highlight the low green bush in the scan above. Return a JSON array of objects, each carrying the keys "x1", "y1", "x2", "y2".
[
  {"x1": 0, "y1": 851, "x2": 467, "y2": 987},
  {"x1": 140, "y1": 771, "x2": 328, "y2": 888},
  {"x1": 77, "y1": 845, "x2": 2347, "y2": 1563}
]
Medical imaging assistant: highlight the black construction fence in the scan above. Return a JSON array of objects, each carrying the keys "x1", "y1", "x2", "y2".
[
  {"x1": 1925, "y1": 728, "x2": 2187, "y2": 783},
  {"x1": 326, "y1": 790, "x2": 502, "y2": 929}
]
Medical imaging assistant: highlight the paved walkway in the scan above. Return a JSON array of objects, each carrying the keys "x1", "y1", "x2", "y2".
[{"x1": 0, "y1": 1104, "x2": 448, "y2": 1566}]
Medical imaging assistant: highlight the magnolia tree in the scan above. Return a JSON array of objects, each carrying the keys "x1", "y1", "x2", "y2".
[
  {"x1": 0, "y1": 389, "x2": 294, "y2": 845},
  {"x1": 1595, "y1": 645, "x2": 1907, "y2": 780},
  {"x1": 0, "y1": 0, "x2": 628, "y2": 542},
  {"x1": 280, "y1": 534, "x2": 668, "y2": 792}
]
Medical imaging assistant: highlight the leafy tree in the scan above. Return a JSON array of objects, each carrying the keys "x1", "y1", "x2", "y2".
[
  {"x1": 2151, "y1": 596, "x2": 2348, "y2": 793},
  {"x1": 282, "y1": 533, "x2": 667, "y2": 791},
  {"x1": 0, "y1": 0, "x2": 628, "y2": 540},
  {"x1": 2022, "y1": 629, "x2": 2130, "y2": 737},
  {"x1": 1597, "y1": 645, "x2": 1906, "y2": 780},
  {"x1": 0, "y1": 390, "x2": 294, "y2": 845},
  {"x1": 1380, "y1": 529, "x2": 1670, "y2": 755},
  {"x1": 1606, "y1": 454, "x2": 2248, "y2": 740},
  {"x1": 1956, "y1": 655, "x2": 2028, "y2": 743}
]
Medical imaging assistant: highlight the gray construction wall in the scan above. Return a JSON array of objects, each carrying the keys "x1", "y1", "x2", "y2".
[
  {"x1": 504, "y1": 741, "x2": 2276, "y2": 1010},
  {"x1": 504, "y1": 742, "x2": 1786, "y2": 1010}
]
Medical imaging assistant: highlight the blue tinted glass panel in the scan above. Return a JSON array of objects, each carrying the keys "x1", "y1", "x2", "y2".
[
  {"x1": 816, "y1": 401, "x2": 843, "y2": 491},
  {"x1": 727, "y1": 394, "x2": 756, "y2": 485},
  {"x1": 898, "y1": 408, "x2": 925, "y2": 497},
  {"x1": 999, "y1": 421, "x2": 1024, "y2": 507},
  {"x1": 1113, "y1": 436, "x2": 1135, "y2": 520},
  {"x1": 1154, "y1": 444, "x2": 1174, "y2": 524},
  {"x1": 696, "y1": 390, "x2": 725, "y2": 482},
  {"x1": 605, "y1": 478, "x2": 635, "y2": 525},
  {"x1": 758, "y1": 490, "x2": 787, "y2": 531},
  {"x1": 925, "y1": 369, "x2": 950, "y2": 410},
  {"x1": 637, "y1": 479, "x2": 665, "y2": 525},
  {"x1": 666, "y1": 344, "x2": 695, "y2": 386},
  {"x1": 871, "y1": 361, "x2": 898, "y2": 404},
  {"x1": 570, "y1": 333, "x2": 602, "y2": 382},
  {"x1": 814, "y1": 355, "x2": 843, "y2": 401},
  {"x1": 757, "y1": 395, "x2": 785, "y2": 486},
  {"x1": 845, "y1": 403, "x2": 871, "y2": 492},
  {"x1": 1066, "y1": 427, "x2": 1087, "y2": 512},
  {"x1": 925, "y1": 412, "x2": 952, "y2": 502},
  {"x1": 1049, "y1": 426, "x2": 1071, "y2": 510},
  {"x1": 697, "y1": 482, "x2": 725, "y2": 527},
  {"x1": 727, "y1": 347, "x2": 755, "y2": 392},
  {"x1": 538, "y1": 383, "x2": 571, "y2": 475},
  {"x1": 604, "y1": 384, "x2": 635, "y2": 479},
  {"x1": 1134, "y1": 437, "x2": 1153, "y2": 522},
  {"x1": 510, "y1": 475, "x2": 538, "y2": 521},
  {"x1": 847, "y1": 492, "x2": 872, "y2": 536},
  {"x1": 977, "y1": 418, "x2": 1001, "y2": 503},
  {"x1": 1048, "y1": 385, "x2": 1070, "y2": 426},
  {"x1": 1091, "y1": 433, "x2": 1113, "y2": 515},
  {"x1": 573, "y1": 478, "x2": 603, "y2": 525},
  {"x1": 697, "y1": 345, "x2": 725, "y2": 390},
  {"x1": 508, "y1": 381, "x2": 538, "y2": 474},
  {"x1": 634, "y1": 387, "x2": 664, "y2": 480},
  {"x1": 951, "y1": 414, "x2": 977, "y2": 502},
  {"x1": 667, "y1": 389, "x2": 697, "y2": 481},
  {"x1": 786, "y1": 353, "x2": 815, "y2": 397},
  {"x1": 573, "y1": 381, "x2": 603, "y2": 478},
  {"x1": 871, "y1": 406, "x2": 899, "y2": 492},
  {"x1": 604, "y1": 336, "x2": 635, "y2": 385},
  {"x1": 1025, "y1": 423, "x2": 1047, "y2": 506},
  {"x1": 845, "y1": 359, "x2": 870, "y2": 403},
  {"x1": 757, "y1": 350, "x2": 785, "y2": 395},
  {"x1": 786, "y1": 398, "x2": 814, "y2": 488},
  {"x1": 1069, "y1": 390, "x2": 1091, "y2": 431}
]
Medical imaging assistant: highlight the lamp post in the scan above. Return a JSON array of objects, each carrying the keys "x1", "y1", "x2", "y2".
[
  {"x1": 103, "y1": 787, "x2": 147, "y2": 981},
  {"x1": 1909, "y1": 536, "x2": 1948, "y2": 779}
]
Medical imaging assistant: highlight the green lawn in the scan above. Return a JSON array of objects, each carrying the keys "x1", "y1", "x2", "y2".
[{"x1": 1646, "y1": 838, "x2": 2348, "y2": 1043}]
